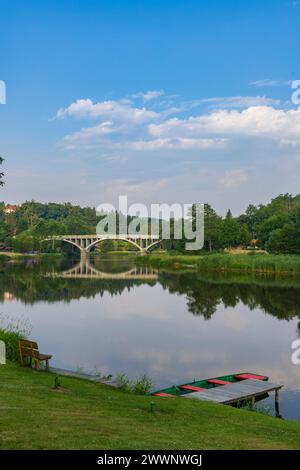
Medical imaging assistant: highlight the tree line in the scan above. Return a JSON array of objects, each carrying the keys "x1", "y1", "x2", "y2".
[{"x1": 1, "y1": 193, "x2": 300, "y2": 254}]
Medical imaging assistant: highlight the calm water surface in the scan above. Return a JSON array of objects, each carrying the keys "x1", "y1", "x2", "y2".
[{"x1": 1, "y1": 255, "x2": 300, "y2": 420}]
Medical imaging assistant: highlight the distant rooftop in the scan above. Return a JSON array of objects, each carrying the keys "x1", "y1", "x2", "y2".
[{"x1": 4, "y1": 204, "x2": 17, "y2": 213}]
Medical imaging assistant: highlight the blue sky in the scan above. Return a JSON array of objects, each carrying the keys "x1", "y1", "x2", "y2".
[{"x1": 1, "y1": 0, "x2": 300, "y2": 214}]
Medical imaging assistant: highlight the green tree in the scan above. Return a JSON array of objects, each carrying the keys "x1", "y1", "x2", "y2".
[
  {"x1": 239, "y1": 224, "x2": 251, "y2": 247},
  {"x1": 12, "y1": 233, "x2": 39, "y2": 253},
  {"x1": 0, "y1": 203, "x2": 5, "y2": 224},
  {"x1": 20, "y1": 201, "x2": 39, "y2": 227},
  {"x1": 65, "y1": 216, "x2": 91, "y2": 234},
  {"x1": 98, "y1": 239, "x2": 115, "y2": 253},
  {"x1": 289, "y1": 204, "x2": 300, "y2": 227},
  {"x1": 266, "y1": 224, "x2": 300, "y2": 254},
  {"x1": 204, "y1": 204, "x2": 222, "y2": 252},
  {"x1": 225, "y1": 208, "x2": 233, "y2": 219},
  {"x1": 258, "y1": 214, "x2": 288, "y2": 247},
  {"x1": 219, "y1": 217, "x2": 240, "y2": 248},
  {"x1": 244, "y1": 204, "x2": 258, "y2": 238},
  {"x1": 32, "y1": 220, "x2": 67, "y2": 237}
]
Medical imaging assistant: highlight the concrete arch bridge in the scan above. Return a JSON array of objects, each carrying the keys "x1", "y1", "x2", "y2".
[{"x1": 44, "y1": 234, "x2": 162, "y2": 257}]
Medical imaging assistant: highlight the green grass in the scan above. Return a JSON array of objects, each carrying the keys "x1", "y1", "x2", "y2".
[
  {"x1": 138, "y1": 253, "x2": 300, "y2": 275},
  {"x1": 197, "y1": 253, "x2": 300, "y2": 275},
  {"x1": 136, "y1": 254, "x2": 199, "y2": 270},
  {"x1": 0, "y1": 362, "x2": 300, "y2": 449}
]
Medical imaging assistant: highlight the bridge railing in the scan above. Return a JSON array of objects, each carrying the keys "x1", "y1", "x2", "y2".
[{"x1": 45, "y1": 234, "x2": 160, "y2": 240}]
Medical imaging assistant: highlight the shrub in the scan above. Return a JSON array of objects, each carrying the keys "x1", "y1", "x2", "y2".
[
  {"x1": 132, "y1": 374, "x2": 153, "y2": 395},
  {"x1": 0, "y1": 314, "x2": 31, "y2": 361},
  {"x1": 116, "y1": 373, "x2": 131, "y2": 392},
  {"x1": 116, "y1": 373, "x2": 153, "y2": 395},
  {"x1": 0, "y1": 329, "x2": 26, "y2": 361}
]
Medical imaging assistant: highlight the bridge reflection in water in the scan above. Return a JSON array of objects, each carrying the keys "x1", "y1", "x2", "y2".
[{"x1": 49, "y1": 259, "x2": 158, "y2": 280}]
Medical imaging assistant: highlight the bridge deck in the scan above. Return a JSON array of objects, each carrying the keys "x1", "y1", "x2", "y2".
[{"x1": 47, "y1": 234, "x2": 160, "y2": 239}]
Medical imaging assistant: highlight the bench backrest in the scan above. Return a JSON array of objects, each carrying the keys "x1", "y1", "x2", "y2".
[{"x1": 18, "y1": 339, "x2": 40, "y2": 360}]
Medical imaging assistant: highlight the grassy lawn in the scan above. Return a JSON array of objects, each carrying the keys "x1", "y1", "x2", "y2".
[{"x1": 0, "y1": 362, "x2": 300, "y2": 450}]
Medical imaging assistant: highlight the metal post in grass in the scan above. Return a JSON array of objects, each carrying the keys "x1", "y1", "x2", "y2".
[
  {"x1": 275, "y1": 389, "x2": 282, "y2": 419},
  {"x1": 0, "y1": 340, "x2": 6, "y2": 364}
]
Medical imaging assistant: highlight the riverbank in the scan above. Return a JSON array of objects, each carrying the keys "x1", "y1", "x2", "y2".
[
  {"x1": 0, "y1": 362, "x2": 300, "y2": 449},
  {"x1": 0, "y1": 252, "x2": 65, "y2": 262},
  {"x1": 0, "y1": 251, "x2": 40, "y2": 259},
  {"x1": 137, "y1": 253, "x2": 300, "y2": 275},
  {"x1": 4, "y1": 251, "x2": 300, "y2": 276}
]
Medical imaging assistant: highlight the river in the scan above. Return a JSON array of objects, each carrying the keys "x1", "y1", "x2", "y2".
[{"x1": 1, "y1": 255, "x2": 300, "y2": 420}]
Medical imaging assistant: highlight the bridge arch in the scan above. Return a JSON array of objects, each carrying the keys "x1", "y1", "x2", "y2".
[
  {"x1": 145, "y1": 239, "x2": 162, "y2": 252},
  {"x1": 62, "y1": 239, "x2": 84, "y2": 252},
  {"x1": 86, "y1": 237, "x2": 143, "y2": 253},
  {"x1": 43, "y1": 237, "x2": 84, "y2": 253}
]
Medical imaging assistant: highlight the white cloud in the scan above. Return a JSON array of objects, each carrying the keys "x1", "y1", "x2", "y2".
[
  {"x1": 60, "y1": 121, "x2": 117, "y2": 149},
  {"x1": 130, "y1": 137, "x2": 227, "y2": 151},
  {"x1": 55, "y1": 98, "x2": 158, "y2": 123},
  {"x1": 221, "y1": 169, "x2": 248, "y2": 189},
  {"x1": 149, "y1": 106, "x2": 300, "y2": 142},
  {"x1": 55, "y1": 93, "x2": 300, "y2": 159},
  {"x1": 62, "y1": 133, "x2": 226, "y2": 152},
  {"x1": 202, "y1": 95, "x2": 279, "y2": 108},
  {"x1": 132, "y1": 90, "x2": 165, "y2": 101},
  {"x1": 249, "y1": 79, "x2": 292, "y2": 87}
]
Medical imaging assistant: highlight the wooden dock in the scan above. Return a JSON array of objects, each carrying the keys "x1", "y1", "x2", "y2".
[
  {"x1": 49, "y1": 367, "x2": 121, "y2": 388},
  {"x1": 183, "y1": 379, "x2": 283, "y2": 416}
]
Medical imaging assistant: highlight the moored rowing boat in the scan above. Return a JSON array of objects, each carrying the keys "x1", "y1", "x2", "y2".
[{"x1": 151, "y1": 372, "x2": 268, "y2": 397}]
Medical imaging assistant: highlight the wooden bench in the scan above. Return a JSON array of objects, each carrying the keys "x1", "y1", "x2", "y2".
[{"x1": 18, "y1": 339, "x2": 52, "y2": 370}]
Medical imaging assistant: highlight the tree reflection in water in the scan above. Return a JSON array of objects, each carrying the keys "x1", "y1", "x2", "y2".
[{"x1": 1, "y1": 257, "x2": 300, "y2": 321}]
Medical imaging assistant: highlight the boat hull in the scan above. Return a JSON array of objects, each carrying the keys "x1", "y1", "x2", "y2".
[{"x1": 151, "y1": 372, "x2": 269, "y2": 397}]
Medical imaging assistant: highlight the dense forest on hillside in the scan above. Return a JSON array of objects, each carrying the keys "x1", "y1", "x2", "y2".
[{"x1": 1, "y1": 193, "x2": 300, "y2": 254}]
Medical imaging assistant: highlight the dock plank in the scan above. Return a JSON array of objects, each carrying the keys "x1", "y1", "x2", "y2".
[
  {"x1": 49, "y1": 367, "x2": 122, "y2": 388},
  {"x1": 183, "y1": 379, "x2": 283, "y2": 404}
]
